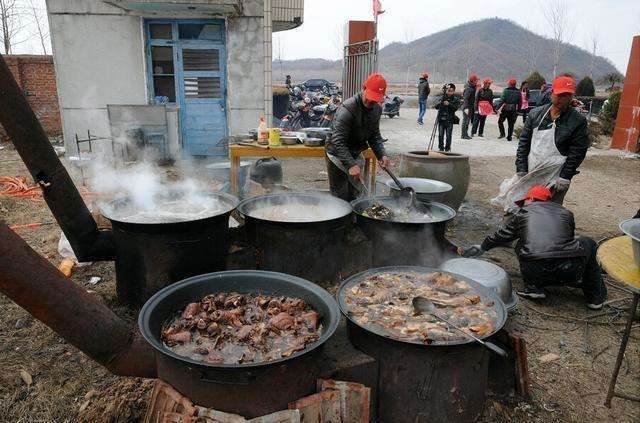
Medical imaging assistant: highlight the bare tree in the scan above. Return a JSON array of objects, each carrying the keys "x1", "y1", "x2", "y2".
[
  {"x1": 583, "y1": 26, "x2": 600, "y2": 79},
  {"x1": 461, "y1": 37, "x2": 474, "y2": 82},
  {"x1": 542, "y1": 0, "x2": 574, "y2": 78},
  {"x1": 26, "y1": 0, "x2": 47, "y2": 54},
  {"x1": 0, "y1": 0, "x2": 28, "y2": 54},
  {"x1": 403, "y1": 24, "x2": 414, "y2": 95},
  {"x1": 523, "y1": 23, "x2": 541, "y2": 74}
]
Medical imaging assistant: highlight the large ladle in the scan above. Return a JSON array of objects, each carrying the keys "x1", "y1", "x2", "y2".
[
  {"x1": 381, "y1": 166, "x2": 432, "y2": 216},
  {"x1": 412, "y1": 296, "x2": 507, "y2": 357}
]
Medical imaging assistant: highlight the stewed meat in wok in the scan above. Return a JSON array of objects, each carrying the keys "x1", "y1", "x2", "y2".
[
  {"x1": 162, "y1": 292, "x2": 322, "y2": 365},
  {"x1": 343, "y1": 271, "x2": 498, "y2": 343}
]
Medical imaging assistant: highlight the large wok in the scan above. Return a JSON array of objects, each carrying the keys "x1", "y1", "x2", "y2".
[{"x1": 139, "y1": 270, "x2": 340, "y2": 418}]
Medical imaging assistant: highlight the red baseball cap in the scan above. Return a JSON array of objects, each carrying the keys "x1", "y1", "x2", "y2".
[
  {"x1": 363, "y1": 73, "x2": 387, "y2": 103},
  {"x1": 469, "y1": 74, "x2": 479, "y2": 82},
  {"x1": 483, "y1": 77, "x2": 493, "y2": 84},
  {"x1": 516, "y1": 185, "x2": 552, "y2": 206},
  {"x1": 508, "y1": 78, "x2": 517, "y2": 87},
  {"x1": 422, "y1": 72, "x2": 429, "y2": 79},
  {"x1": 552, "y1": 76, "x2": 576, "y2": 95}
]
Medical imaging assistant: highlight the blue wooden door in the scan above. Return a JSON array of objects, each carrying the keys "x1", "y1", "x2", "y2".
[{"x1": 146, "y1": 21, "x2": 227, "y2": 156}]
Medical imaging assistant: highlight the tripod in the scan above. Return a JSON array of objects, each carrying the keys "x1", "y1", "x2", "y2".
[{"x1": 426, "y1": 117, "x2": 439, "y2": 152}]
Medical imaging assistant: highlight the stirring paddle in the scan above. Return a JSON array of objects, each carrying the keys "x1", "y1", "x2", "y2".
[{"x1": 412, "y1": 296, "x2": 507, "y2": 357}]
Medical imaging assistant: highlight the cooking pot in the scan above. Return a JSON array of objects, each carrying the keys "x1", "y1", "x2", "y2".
[
  {"x1": 387, "y1": 177, "x2": 453, "y2": 203},
  {"x1": 619, "y1": 218, "x2": 640, "y2": 266},
  {"x1": 139, "y1": 270, "x2": 340, "y2": 418}
]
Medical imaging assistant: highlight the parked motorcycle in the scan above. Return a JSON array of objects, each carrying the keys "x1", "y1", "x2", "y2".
[{"x1": 383, "y1": 96, "x2": 404, "y2": 118}]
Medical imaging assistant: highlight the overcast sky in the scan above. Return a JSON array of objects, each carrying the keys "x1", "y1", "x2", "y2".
[
  {"x1": 10, "y1": 0, "x2": 639, "y2": 73},
  {"x1": 273, "y1": 0, "x2": 640, "y2": 72}
]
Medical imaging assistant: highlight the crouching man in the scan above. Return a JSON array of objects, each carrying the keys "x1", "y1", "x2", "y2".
[{"x1": 460, "y1": 185, "x2": 607, "y2": 310}]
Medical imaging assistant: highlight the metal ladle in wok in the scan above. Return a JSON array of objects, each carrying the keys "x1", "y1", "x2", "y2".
[
  {"x1": 412, "y1": 296, "x2": 507, "y2": 357},
  {"x1": 381, "y1": 166, "x2": 432, "y2": 216}
]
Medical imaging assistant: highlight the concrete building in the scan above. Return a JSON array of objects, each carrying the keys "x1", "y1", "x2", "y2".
[{"x1": 44, "y1": 0, "x2": 303, "y2": 158}]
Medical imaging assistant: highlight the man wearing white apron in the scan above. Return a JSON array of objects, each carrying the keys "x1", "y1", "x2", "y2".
[{"x1": 492, "y1": 76, "x2": 589, "y2": 213}]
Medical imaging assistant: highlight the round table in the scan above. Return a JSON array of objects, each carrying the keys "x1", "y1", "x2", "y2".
[{"x1": 596, "y1": 235, "x2": 640, "y2": 407}]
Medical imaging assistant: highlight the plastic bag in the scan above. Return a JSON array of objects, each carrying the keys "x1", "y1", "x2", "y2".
[{"x1": 58, "y1": 231, "x2": 92, "y2": 266}]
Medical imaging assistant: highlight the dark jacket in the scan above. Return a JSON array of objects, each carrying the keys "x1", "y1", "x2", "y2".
[
  {"x1": 326, "y1": 93, "x2": 386, "y2": 168},
  {"x1": 462, "y1": 81, "x2": 477, "y2": 111},
  {"x1": 481, "y1": 201, "x2": 585, "y2": 260},
  {"x1": 516, "y1": 103, "x2": 589, "y2": 180},
  {"x1": 418, "y1": 78, "x2": 430, "y2": 101},
  {"x1": 474, "y1": 88, "x2": 494, "y2": 109},
  {"x1": 538, "y1": 87, "x2": 552, "y2": 106},
  {"x1": 434, "y1": 94, "x2": 461, "y2": 123},
  {"x1": 500, "y1": 86, "x2": 522, "y2": 112}
]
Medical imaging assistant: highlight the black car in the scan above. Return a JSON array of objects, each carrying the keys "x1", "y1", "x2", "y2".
[{"x1": 302, "y1": 79, "x2": 335, "y2": 92}]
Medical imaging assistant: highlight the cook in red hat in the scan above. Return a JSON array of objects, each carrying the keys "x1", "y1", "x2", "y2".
[
  {"x1": 418, "y1": 72, "x2": 430, "y2": 125},
  {"x1": 469, "y1": 74, "x2": 479, "y2": 82},
  {"x1": 362, "y1": 73, "x2": 387, "y2": 104},
  {"x1": 324, "y1": 72, "x2": 390, "y2": 202},
  {"x1": 461, "y1": 180, "x2": 606, "y2": 307},
  {"x1": 507, "y1": 78, "x2": 517, "y2": 87}
]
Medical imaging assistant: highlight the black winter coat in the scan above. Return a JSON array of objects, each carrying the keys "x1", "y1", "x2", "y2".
[
  {"x1": 516, "y1": 104, "x2": 589, "y2": 180},
  {"x1": 481, "y1": 201, "x2": 585, "y2": 260},
  {"x1": 474, "y1": 88, "x2": 494, "y2": 109},
  {"x1": 462, "y1": 81, "x2": 477, "y2": 111},
  {"x1": 500, "y1": 86, "x2": 521, "y2": 112},
  {"x1": 418, "y1": 78, "x2": 430, "y2": 101},
  {"x1": 326, "y1": 93, "x2": 386, "y2": 168},
  {"x1": 435, "y1": 94, "x2": 462, "y2": 123}
]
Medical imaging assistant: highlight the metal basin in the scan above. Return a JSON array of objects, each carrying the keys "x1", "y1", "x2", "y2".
[
  {"x1": 139, "y1": 270, "x2": 340, "y2": 418},
  {"x1": 620, "y1": 218, "x2": 640, "y2": 266},
  {"x1": 440, "y1": 258, "x2": 517, "y2": 311},
  {"x1": 387, "y1": 177, "x2": 453, "y2": 203}
]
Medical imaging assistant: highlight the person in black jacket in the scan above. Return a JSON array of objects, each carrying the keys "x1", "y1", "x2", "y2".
[
  {"x1": 461, "y1": 185, "x2": 606, "y2": 309},
  {"x1": 538, "y1": 81, "x2": 552, "y2": 106},
  {"x1": 434, "y1": 83, "x2": 462, "y2": 152},
  {"x1": 461, "y1": 74, "x2": 479, "y2": 139},
  {"x1": 325, "y1": 73, "x2": 390, "y2": 201},
  {"x1": 417, "y1": 73, "x2": 430, "y2": 125},
  {"x1": 471, "y1": 78, "x2": 494, "y2": 137},
  {"x1": 498, "y1": 78, "x2": 522, "y2": 141},
  {"x1": 516, "y1": 76, "x2": 589, "y2": 204}
]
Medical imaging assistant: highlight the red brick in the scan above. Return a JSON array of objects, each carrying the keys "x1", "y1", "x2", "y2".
[{"x1": 0, "y1": 55, "x2": 61, "y2": 142}]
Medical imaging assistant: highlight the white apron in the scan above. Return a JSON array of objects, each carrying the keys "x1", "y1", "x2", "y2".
[{"x1": 491, "y1": 108, "x2": 566, "y2": 213}]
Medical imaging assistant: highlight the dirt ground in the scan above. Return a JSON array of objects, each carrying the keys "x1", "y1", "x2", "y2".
[{"x1": 0, "y1": 141, "x2": 638, "y2": 422}]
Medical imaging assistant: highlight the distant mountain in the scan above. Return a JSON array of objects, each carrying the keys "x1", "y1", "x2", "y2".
[{"x1": 274, "y1": 18, "x2": 619, "y2": 85}]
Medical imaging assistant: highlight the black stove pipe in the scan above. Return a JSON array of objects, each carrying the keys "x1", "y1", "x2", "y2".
[{"x1": 0, "y1": 53, "x2": 114, "y2": 261}]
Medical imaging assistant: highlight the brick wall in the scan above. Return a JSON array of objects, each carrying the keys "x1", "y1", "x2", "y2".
[{"x1": 1, "y1": 55, "x2": 62, "y2": 141}]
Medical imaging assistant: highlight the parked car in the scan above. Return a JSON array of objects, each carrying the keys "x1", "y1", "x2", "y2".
[{"x1": 302, "y1": 79, "x2": 336, "y2": 92}]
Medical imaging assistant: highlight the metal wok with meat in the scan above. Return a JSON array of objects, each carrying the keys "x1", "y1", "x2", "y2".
[
  {"x1": 162, "y1": 292, "x2": 322, "y2": 365},
  {"x1": 341, "y1": 269, "x2": 501, "y2": 344}
]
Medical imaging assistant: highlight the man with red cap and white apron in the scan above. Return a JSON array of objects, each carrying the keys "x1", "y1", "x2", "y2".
[
  {"x1": 492, "y1": 76, "x2": 589, "y2": 213},
  {"x1": 325, "y1": 73, "x2": 390, "y2": 202}
]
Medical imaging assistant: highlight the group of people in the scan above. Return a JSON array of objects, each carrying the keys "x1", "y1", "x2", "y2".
[{"x1": 323, "y1": 71, "x2": 605, "y2": 309}]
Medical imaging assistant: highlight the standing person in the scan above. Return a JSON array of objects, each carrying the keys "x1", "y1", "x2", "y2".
[
  {"x1": 520, "y1": 81, "x2": 530, "y2": 123},
  {"x1": 417, "y1": 73, "x2": 430, "y2": 125},
  {"x1": 434, "y1": 83, "x2": 461, "y2": 152},
  {"x1": 491, "y1": 76, "x2": 588, "y2": 211},
  {"x1": 325, "y1": 73, "x2": 391, "y2": 202},
  {"x1": 285, "y1": 75, "x2": 292, "y2": 89},
  {"x1": 538, "y1": 80, "x2": 552, "y2": 106},
  {"x1": 461, "y1": 74, "x2": 479, "y2": 139},
  {"x1": 462, "y1": 185, "x2": 606, "y2": 309},
  {"x1": 498, "y1": 78, "x2": 521, "y2": 141},
  {"x1": 472, "y1": 78, "x2": 494, "y2": 138}
]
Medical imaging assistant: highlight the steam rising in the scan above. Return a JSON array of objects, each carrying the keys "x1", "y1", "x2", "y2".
[{"x1": 91, "y1": 160, "x2": 232, "y2": 224}]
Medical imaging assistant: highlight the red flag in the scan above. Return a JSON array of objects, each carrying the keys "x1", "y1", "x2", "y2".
[{"x1": 373, "y1": 0, "x2": 385, "y2": 16}]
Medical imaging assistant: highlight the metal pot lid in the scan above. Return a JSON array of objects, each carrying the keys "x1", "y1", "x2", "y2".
[
  {"x1": 337, "y1": 266, "x2": 507, "y2": 347},
  {"x1": 620, "y1": 218, "x2": 640, "y2": 242},
  {"x1": 386, "y1": 177, "x2": 453, "y2": 194},
  {"x1": 440, "y1": 258, "x2": 517, "y2": 311}
]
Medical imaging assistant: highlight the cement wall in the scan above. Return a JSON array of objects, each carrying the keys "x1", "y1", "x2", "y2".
[{"x1": 46, "y1": 0, "x2": 266, "y2": 155}]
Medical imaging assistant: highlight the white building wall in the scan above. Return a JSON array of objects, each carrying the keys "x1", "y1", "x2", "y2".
[{"x1": 45, "y1": 0, "x2": 266, "y2": 154}]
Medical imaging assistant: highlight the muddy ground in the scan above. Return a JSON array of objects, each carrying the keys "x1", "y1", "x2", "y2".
[{"x1": 0, "y1": 142, "x2": 638, "y2": 422}]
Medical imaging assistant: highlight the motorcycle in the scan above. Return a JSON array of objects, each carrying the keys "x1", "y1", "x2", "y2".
[{"x1": 383, "y1": 96, "x2": 404, "y2": 118}]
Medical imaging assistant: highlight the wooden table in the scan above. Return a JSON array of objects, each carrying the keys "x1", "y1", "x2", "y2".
[
  {"x1": 229, "y1": 143, "x2": 378, "y2": 195},
  {"x1": 596, "y1": 236, "x2": 640, "y2": 407}
]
